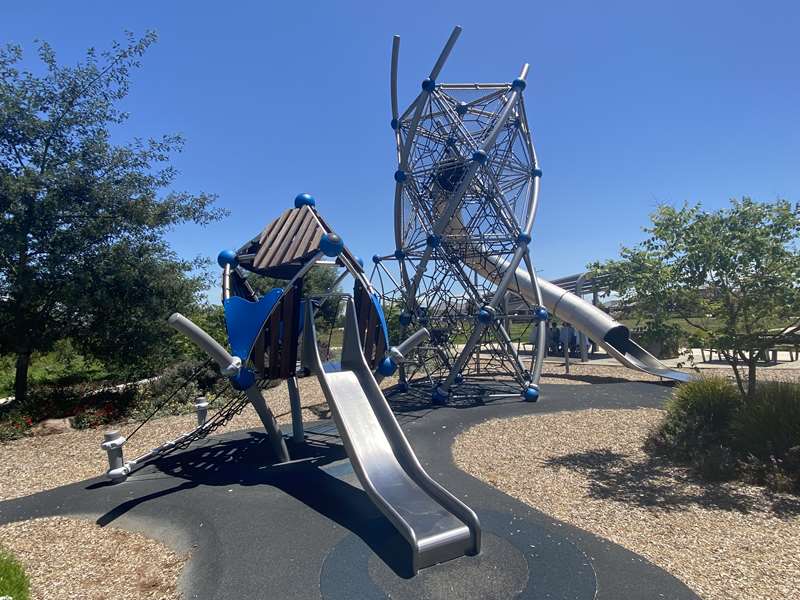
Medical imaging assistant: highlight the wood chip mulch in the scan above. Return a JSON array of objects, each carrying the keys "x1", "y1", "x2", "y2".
[
  {"x1": 0, "y1": 516, "x2": 186, "y2": 600},
  {"x1": 452, "y1": 408, "x2": 800, "y2": 600}
]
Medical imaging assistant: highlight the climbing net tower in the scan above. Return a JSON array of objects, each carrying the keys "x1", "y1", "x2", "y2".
[{"x1": 370, "y1": 27, "x2": 549, "y2": 404}]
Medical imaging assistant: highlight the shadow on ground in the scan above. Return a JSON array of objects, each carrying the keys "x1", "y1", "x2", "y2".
[
  {"x1": 92, "y1": 431, "x2": 416, "y2": 577},
  {"x1": 543, "y1": 448, "x2": 800, "y2": 518}
]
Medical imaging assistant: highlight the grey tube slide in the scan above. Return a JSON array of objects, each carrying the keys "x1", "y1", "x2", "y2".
[
  {"x1": 301, "y1": 299, "x2": 480, "y2": 573},
  {"x1": 470, "y1": 257, "x2": 692, "y2": 382}
]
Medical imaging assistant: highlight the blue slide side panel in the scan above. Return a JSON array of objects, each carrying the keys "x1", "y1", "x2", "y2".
[
  {"x1": 370, "y1": 292, "x2": 391, "y2": 349},
  {"x1": 223, "y1": 288, "x2": 284, "y2": 361}
]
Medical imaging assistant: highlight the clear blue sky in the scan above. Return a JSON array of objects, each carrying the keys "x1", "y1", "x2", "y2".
[{"x1": 3, "y1": 1, "x2": 799, "y2": 295}]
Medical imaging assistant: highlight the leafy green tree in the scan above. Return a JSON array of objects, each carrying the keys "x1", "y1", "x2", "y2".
[
  {"x1": 592, "y1": 198, "x2": 800, "y2": 396},
  {"x1": 0, "y1": 32, "x2": 224, "y2": 403}
]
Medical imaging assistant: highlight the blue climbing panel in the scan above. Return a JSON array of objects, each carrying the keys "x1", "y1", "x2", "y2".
[{"x1": 223, "y1": 288, "x2": 283, "y2": 362}]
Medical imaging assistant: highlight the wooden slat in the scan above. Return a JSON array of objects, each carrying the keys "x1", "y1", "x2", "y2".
[
  {"x1": 275, "y1": 208, "x2": 315, "y2": 265},
  {"x1": 268, "y1": 308, "x2": 281, "y2": 378},
  {"x1": 279, "y1": 285, "x2": 300, "y2": 377},
  {"x1": 254, "y1": 209, "x2": 293, "y2": 267},
  {"x1": 260, "y1": 209, "x2": 303, "y2": 268},
  {"x1": 283, "y1": 209, "x2": 320, "y2": 263}
]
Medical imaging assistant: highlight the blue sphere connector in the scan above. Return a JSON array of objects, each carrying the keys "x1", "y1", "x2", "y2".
[
  {"x1": 532, "y1": 167, "x2": 543, "y2": 178},
  {"x1": 356, "y1": 256, "x2": 365, "y2": 268},
  {"x1": 378, "y1": 357, "x2": 398, "y2": 377},
  {"x1": 456, "y1": 102, "x2": 468, "y2": 115},
  {"x1": 534, "y1": 307, "x2": 549, "y2": 322},
  {"x1": 472, "y1": 149, "x2": 487, "y2": 164},
  {"x1": 394, "y1": 248, "x2": 405, "y2": 260},
  {"x1": 372, "y1": 254, "x2": 382, "y2": 264},
  {"x1": 426, "y1": 234, "x2": 441, "y2": 248},
  {"x1": 422, "y1": 78, "x2": 436, "y2": 92},
  {"x1": 217, "y1": 249, "x2": 238, "y2": 268},
  {"x1": 391, "y1": 118, "x2": 399, "y2": 130},
  {"x1": 319, "y1": 232, "x2": 344, "y2": 257},
  {"x1": 394, "y1": 169, "x2": 407, "y2": 183},
  {"x1": 477, "y1": 308, "x2": 494, "y2": 324},
  {"x1": 230, "y1": 368, "x2": 256, "y2": 391},
  {"x1": 294, "y1": 193, "x2": 315, "y2": 208},
  {"x1": 432, "y1": 386, "x2": 449, "y2": 405},
  {"x1": 397, "y1": 382, "x2": 409, "y2": 393},
  {"x1": 517, "y1": 232, "x2": 532, "y2": 245},
  {"x1": 523, "y1": 386, "x2": 539, "y2": 402},
  {"x1": 512, "y1": 78, "x2": 527, "y2": 91},
  {"x1": 454, "y1": 373, "x2": 464, "y2": 385},
  {"x1": 399, "y1": 311, "x2": 413, "y2": 327}
]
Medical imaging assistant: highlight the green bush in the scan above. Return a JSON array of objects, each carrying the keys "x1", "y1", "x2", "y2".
[
  {"x1": 651, "y1": 377, "x2": 800, "y2": 492},
  {"x1": 0, "y1": 546, "x2": 30, "y2": 600},
  {"x1": 650, "y1": 376, "x2": 741, "y2": 458},
  {"x1": 732, "y1": 382, "x2": 800, "y2": 482}
]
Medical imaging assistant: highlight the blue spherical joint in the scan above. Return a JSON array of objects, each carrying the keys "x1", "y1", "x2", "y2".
[
  {"x1": 534, "y1": 306, "x2": 549, "y2": 322},
  {"x1": 394, "y1": 248, "x2": 405, "y2": 260},
  {"x1": 319, "y1": 232, "x2": 344, "y2": 257},
  {"x1": 217, "y1": 249, "x2": 238, "y2": 269},
  {"x1": 432, "y1": 386, "x2": 449, "y2": 405},
  {"x1": 398, "y1": 311, "x2": 413, "y2": 327},
  {"x1": 426, "y1": 234, "x2": 441, "y2": 248},
  {"x1": 378, "y1": 357, "x2": 398, "y2": 377},
  {"x1": 456, "y1": 102, "x2": 468, "y2": 116},
  {"x1": 517, "y1": 232, "x2": 532, "y2": 245},
  {"x1": 390, "y1": 118, "x2": 399, "y2": 130},
  {"x1": 355, "y1": 256, "x2": 365, "y2": 268},
  {"x1": 512, "y1": 78, "x2": 527, "y2": 91},
  {"x1": 421, "y1": 78, "x2": 436, "y2": 92},
  {"x1": 294, "y1": 193, "x2": 316, "y2": 208},
  {"x1": 477, "y1": 306, "x2": 495, "y2": 325},
  {"x1": 532, "y1": 167, "x2": 543, "y2": 178},
  {"x1": 472, "y1": 149, "x2": 488, "y2": 164},
  {"x1": 372, "y1": 254, "x2": 382, "y2": 264},
  {"x1": 454, "y1": 373, "x2": 464, "y2": 385},
  {"x1": 394, "y1": 169, "x2": 407, "y2": 184},
  {"x1": 397, "y1": 382, "x2": 409, "y2": 393},
  {"x1": 229, "y1": 368, "x2": 256, "y2": 391},
  {"x1": 523, "y1": 386, "x2": 540, "y2": 402}
]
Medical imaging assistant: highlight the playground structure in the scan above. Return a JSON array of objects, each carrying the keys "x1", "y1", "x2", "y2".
[{"x1": 100, "y1": 26, "x2": 691, "y2": 574}]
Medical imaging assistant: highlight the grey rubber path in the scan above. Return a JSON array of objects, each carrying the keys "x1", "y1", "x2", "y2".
[{"x1": 0, "y1": 382, "x2": 699, "y2": 599}]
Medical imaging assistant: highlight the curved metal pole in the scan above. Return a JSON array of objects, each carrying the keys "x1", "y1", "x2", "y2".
[{"x1": 391, "y1": 35, "x2": 400, "y2": 121}]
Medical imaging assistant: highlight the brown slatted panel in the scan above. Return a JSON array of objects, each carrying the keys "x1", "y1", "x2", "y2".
[
  {"x1": 363, "y1": 301, "x2": 378, "y2": 364},
  {"x1": 284, "y1": 209, "x2": 322, "y2": 262},
  {"x1": 254, "y1": 209, "x2": 293, "y2": 267},
  {"x1": 279, "y1": 285, "x2": 300, "y2": 378},
  {"x1": 261, "y1": 209, "x2": 304, "y2": 267},
  {"x1": 253, "y1": 330, "x2": 265, "y2": 377},
  {"x1": 267, "y1": 307, "x2": 281, "y2": 378}
]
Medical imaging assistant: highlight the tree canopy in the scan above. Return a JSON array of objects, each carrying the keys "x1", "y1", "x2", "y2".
[
  {"x1": 591, "y1": 198, "x2": 800, "y2": 395},
  {"x1": 0, "y1": 32, "x2": 225, "y2": 402}
]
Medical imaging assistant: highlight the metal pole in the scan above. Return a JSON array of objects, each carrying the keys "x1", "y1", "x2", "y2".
[{"x1": 287, "y1": 376, "x2": 304, "y2": 443}]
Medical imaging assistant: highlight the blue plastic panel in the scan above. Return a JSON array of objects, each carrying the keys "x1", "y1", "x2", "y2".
[{"x1": 223, "y1": 288, "x2": 283, "y2": 361}]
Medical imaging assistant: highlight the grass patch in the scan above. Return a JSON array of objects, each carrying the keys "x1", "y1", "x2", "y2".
[
  {"x1": 649, "y1": 377, "x2": 800, "y2": 491},
  {"x1": 0, "y1": 546, "x2": 30, "y2": 600}
]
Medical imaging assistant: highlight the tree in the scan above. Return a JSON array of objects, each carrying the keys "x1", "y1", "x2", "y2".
[
  {"x1": 0, "y1": 32, "x2": 225, "y2": 402},
  {"x1": 591, "y1": 198, "x2": 800, "y2": 397}
]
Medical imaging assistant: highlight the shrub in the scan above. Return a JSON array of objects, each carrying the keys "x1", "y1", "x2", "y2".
[
  {"x1": 650, "y1": 376, "x2": 741, "y2": 458},
  {"x1": 732, "y1": 381, "x2": 800, "y2": 486},
  {"x1": 0, "y1": 546, "x2": 30, "y2": 600}
]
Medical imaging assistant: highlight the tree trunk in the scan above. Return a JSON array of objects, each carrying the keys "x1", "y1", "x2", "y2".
[
  {"x1": 747, "y1": 356, "x2": 758, "y2": 398},
  {"x1": 14, "y1": 351, "x2": 31, "y2": 404}
]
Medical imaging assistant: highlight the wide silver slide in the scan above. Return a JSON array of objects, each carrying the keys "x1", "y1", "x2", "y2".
[
  {"x1": 473, "y1": 255, "x2": 692, "y2": 382},
  {"x1": 300, "y1": 298, "x2": 480, "y2": 573}
]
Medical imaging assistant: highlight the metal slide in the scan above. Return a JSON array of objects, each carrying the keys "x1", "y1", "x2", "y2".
[
  {"x1": 472, "y1": 255, "x2": 692, "y2": 383},
  {"x1": 301, "y1": 298, "x2": 480, "y2": 573}
]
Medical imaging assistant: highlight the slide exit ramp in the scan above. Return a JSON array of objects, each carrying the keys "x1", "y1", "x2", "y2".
[
  {"x1": 301, "y1": 297, "x2": 480, "y2": 573},
  {"x1": 473, "y1": 255, "x2": 692, "y2": 383}
]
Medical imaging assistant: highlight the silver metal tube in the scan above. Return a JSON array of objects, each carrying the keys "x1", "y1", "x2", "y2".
[
  {"x1": 287, "y1": 376, "x2": 304, "y2": 443},
  {"x1": 168, "y1": 313, "x2": 241, "y2": 375}
]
